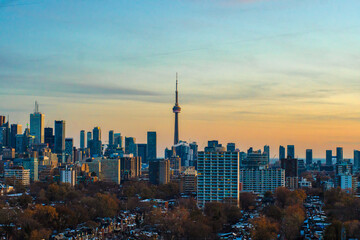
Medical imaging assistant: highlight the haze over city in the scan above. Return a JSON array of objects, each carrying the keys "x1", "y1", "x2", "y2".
[{"x1": 2, "y1": 0, "x2": 360, "y2": 158}]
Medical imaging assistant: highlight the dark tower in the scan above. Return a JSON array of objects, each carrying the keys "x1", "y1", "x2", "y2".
[{"x1": 172, "y1": 73, "x2": 181, "y2": 145}]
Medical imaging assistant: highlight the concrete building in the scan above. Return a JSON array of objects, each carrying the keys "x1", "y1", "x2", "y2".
[
  {"x1": 279, "y1": 145, "x2": 285, "y2": 161},
  {"x1": 149, "y1": 159, "x2": 170, "y2": 185},
  {"x1": 281, "y1": 157, "x2": 298, "y2": 189},
  {"x1": 336, "y1": 147, "x2": 343, "y2": 164},
  {"x1": 137, "y1": 143, "x2": 147, "y2": 164},
  {"x1": 183, "y1": 167, "x2": 197, "y2": 194},
  {"x1": 354, "y1": 150, "x2": 360, "y2": 172},
  {"x1": 326, "y1": 150, "x2": 333, "y2": 166},
  {"x1": 4, "y1": 167, "x2": 30, "y2": 186},
  {"x1": 147, "y1": 131, "x2": 157, "y2": 161},
  {"x1": 87, "y1": 131, "x2": 92, "y2": 148},
  {"x1": 197, "y1": 148, "x2": 240, "y2": 208},
  {"x1": 227, "y1": 143, "x2": 236, "y2": 152},
  {"x1": 240, "y1": 169, "x2": 285, "y2": 194},
  {"x1": 120, "y1": 156, "x2": 141, "y2": 181},
  {"x1": 287, "y1": 145, "x2": 295, "y2": 158},
  {"x1": 306, "y1": 149, "x2": 313, "y2": 166},
  {"x1": 65, "y1": 138, "x2": 74, "y2": 161},
  {"x1": 108, "y1": 130, "x2": 114, "y2": 146},
  {"x1": 54, "y1": 120, "x2": 65, "y2": 154},
  {"x1": 10, "y1": 124, "x2": 22, "y2": 149},
  {"x1": 101, "y1": 158, "x2": 121, "y2": 184},
  {"x1": 60, "y1": 167, "x2": 76, "y2": 187},
  {"x1": 30, "y1": 101, "x2": 45, "y2": 144},
  {"x1": 44, "y1": 127, "x2": 54, "y2": 150},
  {"x1": 241, "y1": 150, "x2": 269, "y2": 169},
  {"x1": 125, "y1": 137, "x2": 137, "y2": 156},
  {"x1": 80, "y1": 130, "x2": 85, "y2": 149}
]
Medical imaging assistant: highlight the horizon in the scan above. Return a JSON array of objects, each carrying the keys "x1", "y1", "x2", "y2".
[{"x1": 2, "y1": 0, "x2": 360, "y2": 158}]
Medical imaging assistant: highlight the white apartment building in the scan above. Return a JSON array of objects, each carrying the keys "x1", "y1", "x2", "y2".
[
  {"x1": 197, "y1": 150, "x2": 240, "y2": 208},
  {"x1": 240, "y1": 169, "x2": 285, "y2": 194}
]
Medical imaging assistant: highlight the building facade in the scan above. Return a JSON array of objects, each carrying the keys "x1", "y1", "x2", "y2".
[{"x1": 197, "y1": 149, "x2": 240, "y2": 208}]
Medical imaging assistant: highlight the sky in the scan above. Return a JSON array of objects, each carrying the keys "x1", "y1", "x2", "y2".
[{"x1": 1, "y1": 0, "x2": 360, "y2": 158}]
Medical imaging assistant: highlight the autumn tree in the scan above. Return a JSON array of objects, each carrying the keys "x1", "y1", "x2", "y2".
[{"x1": 251, "y1": 216, "x2": 279, "y2": 240}]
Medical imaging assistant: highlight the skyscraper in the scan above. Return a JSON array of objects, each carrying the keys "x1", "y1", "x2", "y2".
[
  {"x1": 137, "y1": 143, "x2": 147, "y2": 163},
  {"x1": 87, "y1": 131, "x2": 92, "y2": 148},
  {"x1": 0, "y1": 116, "x2": 5, "y2": 126},
  {"x1": 287, "y1": 145, "x2": 295, "y2": 158},
  {"x1": 114, "y1": 133, "x2": 123, "y2": 148},
  {"x1": 93, "y1": 126, "x2": 101, "y2": 141},
  {"x1": 336, "y1": 147, "x2": 343, "y2": 163},
  {"x1": 44, "y1": 127, "x2": 54, "y2": 150},
  {"x1": 10, "y1": 124, "x2": 22, "y2": 149},
  {"x1": 30, "y1": 101, "x2": 45, "y2": 144},
  {"x1": 90, "y1": 127, "x2": 102, "y2": 156},
  {"x1": 354, "y1": 150, "x2": 360, "y2": 172},
  {"x1": 54, "y1": 120, "x2": 65, "y2": 154},
  {"x1": 326, "y1": 150, "x2": 333, "y2": 166},
  {"x1": 227, "y1": 143, "x2": 236, "y2": 152},
  {"x1": 65, "y1": 138, "x2": 74, "y2": 161},
  {"x1": 80, "y1": 130, "x2": 85, "y2": 149},
  {"x1": 125, "y1": 137, "x2": 137, "y2": 156},
  {"x1": 264, "y1": 145, "x2": 270, "y2": 163},
  {"x1": 149, "y1": 159, "x2": 170, "y2": 185},
  {"x1": 172, "y1": 73, "x2": 181, "y2": 145},
  {"x1": 147, "y1": 131, "x2": 157, "y2": 161},
  {"x1": 306, "y1": 149, "x2": 313, "y2": 165},
  {"x1": 108, "y1": 130, "x2": 114, "y2": 146},
  {"x1": 279, "y1": 145, "x2": 285, "y2": 160}
]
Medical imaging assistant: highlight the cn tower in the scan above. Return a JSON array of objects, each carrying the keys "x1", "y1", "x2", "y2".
[{"x1": 172, "y1": 73, "x2": 181, "y2": 145}]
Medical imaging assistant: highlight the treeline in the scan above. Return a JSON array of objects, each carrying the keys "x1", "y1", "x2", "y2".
[
  {"x1": 144, "y1": 199, "x2": 241, "y2": 239},
  {"x1": 324, "y1": 187, "x2": 360, "y2": 239},
  {"x1": 252, "y1": 187, "x2": 307, "y2": 240},
  {"x1": 0, "y1": 180, "x2": 181, "y2": 240}
]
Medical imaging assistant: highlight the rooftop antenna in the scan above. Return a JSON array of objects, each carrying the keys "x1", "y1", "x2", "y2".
[{"x1": 35, "y1": 101, "x2": 39, "y2": 113}]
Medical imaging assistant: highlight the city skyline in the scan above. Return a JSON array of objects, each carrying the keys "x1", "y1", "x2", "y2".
[{"x1": 2, "y1": 0, "x2": 360, "y2": 158}]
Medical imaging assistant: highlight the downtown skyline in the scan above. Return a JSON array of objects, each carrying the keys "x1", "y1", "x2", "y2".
[{"x1": 1, "y1": 0, "x2": 360, "y2": 158}]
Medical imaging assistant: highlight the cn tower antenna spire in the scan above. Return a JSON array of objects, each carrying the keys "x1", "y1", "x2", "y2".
[{"x1": 172, "y1": 73, "x2": 181, "y2": 145}]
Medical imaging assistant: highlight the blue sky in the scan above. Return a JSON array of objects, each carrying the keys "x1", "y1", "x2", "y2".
[{"x1": 1, "y1": 0, "x2": 360, "y2": 158}]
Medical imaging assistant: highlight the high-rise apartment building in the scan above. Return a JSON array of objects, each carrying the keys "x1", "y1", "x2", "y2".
[
  {"x1": 137, "y1": 143, "x2": 147, "y2": 164},
  {"x1": 30, "y1": 101, "x2": 45, "y2": 144},
  {"x1": 240, "y1": 169, "x2": 285, "y2": 194},
  {"x1": 10, "y1": 124, "x2": 22, "y2": 149},
  {"x1": 90, "y1": 127, "x2": 102, "y2": 156},
  {"x1": 87, "y1": 131, "x2": 92, "y2": 148},
  {"x1": 80, "y1": 130, "x2": 85, "y2": 149},
  {"x1": 125, "y1": 137, "x2": 137, "y2": 156},
  {"x1": 4, "y1": 167, "x2": 30, "y2": 186},
  {"x1": 147, "y1": 131, "x2": 157, "y2": 161},
  {"x1": 149, "y1": 159, "x2": 170, "y2": 185},
  {"x1": 279, "y1": 145, "x2": 285, "y2": 160},
  {"x1": 306, "y1": 149, "x2": 313, "y2": 165},
  {"x1": 241, "y1": 150, "x2": 269, "y2": 169},
  {"x1": 287, "y1": 145, "x2": 295, "y2": 158},
  {"x1": 65, "y1": 138, "x2": 74, "y2": 160},
  {"x1": 227, "y1": 143, "x2": 236, "y2": 152},
  {"x1": 60, "y1": 167, "x2": 76, "y2": 187},
  {"x1": 354, "y1": 150, "x2": 360, "y2": 172},
  {"x1": 197, "y1": 147, "x2": 240, "y2": 208},
  {"x1": 326, "y1": 150, "x2": 333, "y2": 166},
  {"x1": 108, "y1": 130, "x2": 114, "y2": 146},
  {"x1": 101, "y1": 158, "x2": 121, "y2": 184},
  {"x1": 54, "y1": 120, "x2": 65, "y2": 154},
  {"x1": 336, "y1": 147, "x2": 343, "y2": 163},
  {"x1": 264, "y1": 145, "x2": 270, "y2": 163},
  {"x1": 114, "y1": 133, "x2": 123, "y2": 148},
  {"x1": 44, "y1": 127, "x2": 54, "y2": 150}
]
